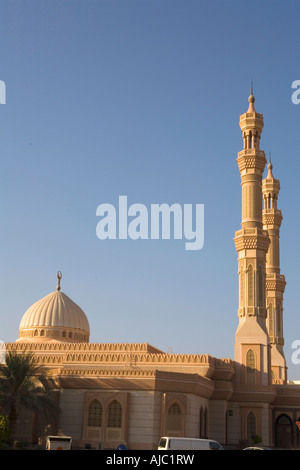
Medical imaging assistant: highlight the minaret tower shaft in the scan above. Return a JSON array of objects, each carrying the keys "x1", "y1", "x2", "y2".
[
  {"x1": 262, "y1": 158, "x2": 287, "y2": 383},
  {"x1": 234, "y1": 88, "x2": 271, "y2": 385}
]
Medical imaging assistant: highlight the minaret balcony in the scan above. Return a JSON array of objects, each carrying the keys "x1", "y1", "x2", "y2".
[
  {"x1": 234, "y1": 227, "x2": 270, "y2": 252},
  {"x1": 237, "y1": 149, "x2": 266, "y2": 172},
  {"x1": 266, "y1": 273, "x2": 286, "y2": 293},
  {"x1": 262, "y1": 209, "x2": 283, "y2": 227},
  {"x1": 239, "y1": 111, "x2": 264, "y2": 133}
]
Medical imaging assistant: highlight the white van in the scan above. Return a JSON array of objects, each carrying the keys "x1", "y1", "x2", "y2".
[
  {"x1": 46, "y1": 435, "x2": 72, "y2": 450},
  {"x1": 158, "y1": 437, "x2": 223, "y2": 450}
]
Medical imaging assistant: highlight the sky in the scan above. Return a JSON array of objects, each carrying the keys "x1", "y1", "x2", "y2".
[{"x1": 0, "y1": 0, "x2": 300, "y2": 378}]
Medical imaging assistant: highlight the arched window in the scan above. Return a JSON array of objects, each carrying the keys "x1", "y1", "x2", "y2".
[
  {"x1": 88, "y1": 399, "x2": 103, "y2": 427},
  {"x1": 275, "y1": 414, "x2": 293, "y2": 449},
  {"x1": 247, "y1": 411, "x2": 257, "y2": 441},
  {"x1": 268, "y1": 303, "x2": 274, "y2": 336},
  {"x1": 166, "y1": 403, "x2": 181, "y2": 434},
  {"x1": 249, "y1": 131, "x2": 253, "y2": 149},
  {"x1": 258, "y1": 266, "x2": 263, "y2": 307},
  {"x1": 254, "y1": 131, "x2": 259, "y2": 149},
  {"x1": 203, "y1": 408, "x2": 208, "y2": 439},
  {"x1": 246, "y1": 349, "x2": 256, "y2": 385},
  {"x1": 248, "y1": 265, "x2": 254, "y2": 307},
  {"x1": 277, "y1": 302, "x2": 281, "y2": 335},
  {"x1": 107, "y1": 400, "x2": 122, "y2": 428},
  {"x1": 199, "y1": 407, "x2": 203, "y2": 438},
  {"x1": 240, "y1": 268, "x2": 245, "y2": 306}
]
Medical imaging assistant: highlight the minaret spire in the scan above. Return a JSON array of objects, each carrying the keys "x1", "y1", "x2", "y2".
[
  {"x1": 234, "y1": 90, "x2": 271, "y2": 386},
  {"x1": 247, "y1": 81, "x2": 256, "y2": 112},
  {"x1": 267, "y1": 152, "x2": 274, "y2": 179},
  {"x1": 262, "y1": 158, "x2": 287, "y2": 383}
]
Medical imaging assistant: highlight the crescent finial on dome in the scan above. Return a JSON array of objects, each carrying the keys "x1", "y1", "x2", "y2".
[{"x1": 56, "y1": 271, "x2": 62, "y2": 291}]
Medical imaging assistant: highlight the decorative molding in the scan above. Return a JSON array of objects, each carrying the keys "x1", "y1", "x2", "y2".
[
  {"x1": 262, "y1": 210, "x2": 283, "y2": 227},
  {"x1": 234, "y1": 229, "x2": 270, "y2": 252},
  {"x1": 237, "y1": 149, "x2": 266, "y2": 172}
]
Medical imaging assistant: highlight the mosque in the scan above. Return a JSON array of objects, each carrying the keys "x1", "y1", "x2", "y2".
[{"x1": 5, "y1": 90, "x2": 300, "y2": 449}]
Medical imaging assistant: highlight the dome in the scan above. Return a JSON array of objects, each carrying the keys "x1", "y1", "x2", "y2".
[{"x1": 18, "y1": 272, "x2": 90, "y2": 343}]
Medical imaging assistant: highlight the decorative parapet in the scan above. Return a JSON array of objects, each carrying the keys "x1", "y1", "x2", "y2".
[
  {"x1": 5, "y1": 342, "x2": 162, "y2": 353},
  {"x1": 58, "y1": 367, "x2": 157, "y2": 377},
  {"x1": 212, "y1": 358, "x2": 235, "y2": 381},
  {"x1": 5, "y1": 342, "x2": 234, "y2": 382}
]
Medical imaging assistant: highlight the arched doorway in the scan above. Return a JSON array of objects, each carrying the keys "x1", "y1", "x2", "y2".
[{"x1": 275, "y1": 414, "x2": 293, "y2": 449}]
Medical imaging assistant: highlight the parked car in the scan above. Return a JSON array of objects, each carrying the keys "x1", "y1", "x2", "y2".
[{"x1": 158, "y1": 437, "x2": 223, "y2": 450}]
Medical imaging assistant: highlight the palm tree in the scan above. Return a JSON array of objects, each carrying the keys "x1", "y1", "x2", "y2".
[{"x1": 0, "y1": 351, "x2": 58, "y2": 443}]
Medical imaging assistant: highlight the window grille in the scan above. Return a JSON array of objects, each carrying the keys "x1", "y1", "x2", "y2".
[
  {"x1": 107, "y1": 400, "x2": 122, "y2": 428},
  {"x1": 88, "y1": 399, "x2": 102, "y2": 427}
]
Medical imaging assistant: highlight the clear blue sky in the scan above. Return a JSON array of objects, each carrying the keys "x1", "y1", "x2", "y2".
[{"x1": 1, "y1": 0, "x2": 300, "y2": 378}]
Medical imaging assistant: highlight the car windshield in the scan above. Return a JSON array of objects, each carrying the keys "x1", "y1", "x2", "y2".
[
  {"x1": 209, "y1": 441, "x2": 223, "y2": 450},
  {"x1": 159, "y1": 438, "x2": 167, "y2": 448}
]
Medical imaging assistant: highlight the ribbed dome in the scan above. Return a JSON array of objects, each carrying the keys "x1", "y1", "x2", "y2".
[{"x1": 18, "y1": 273, "x2": 90, "y2": 343}]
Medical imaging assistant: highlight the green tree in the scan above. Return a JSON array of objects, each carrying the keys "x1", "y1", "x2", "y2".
[
  {"x1": 0, "y1": 351, "x2": 58, "y2": 442},
  {"x1": 0, "y1": 415, "x2": 11, "y2": 443}
]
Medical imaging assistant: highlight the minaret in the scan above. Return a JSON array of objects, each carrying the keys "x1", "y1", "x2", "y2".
[
  {"x1": 262, "y1": 158, "x2": 287, "y2": 383},
  {"x1": 234, "y1": 87, "x2": 271, "y2": 385}
]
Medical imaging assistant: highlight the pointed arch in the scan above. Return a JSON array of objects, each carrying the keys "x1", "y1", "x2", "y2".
[
  {"x1": 246, "y1": 349, "x2": 256, "y2": 385},
  {"x1": 107, "y1": 400, "x2": 122, "y2": 428},
  {"x1": 248, "y1": 265, "x2": 254, "y2": 307},
  {"x1": 277, "y1": 302, "x2": 281, "y2": 335},
  {"x1": 268, "y1": 303, "x2": 274, "y2": 336},
  {"x1": 275, "y1": 414, "x2": 293, "y2": 449},
  {"x1": 166, "y1": 402, "x2": 181, "y2": 435},
  {"x1": 258, "y1": 265, "x2": 263, "y2": 307},
  {"x1": 240, "y1": 267, "x2": 245, "y2": 306},
  {"x1": 88, "y1": 399, "x2": 103, "y2": 427}
]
